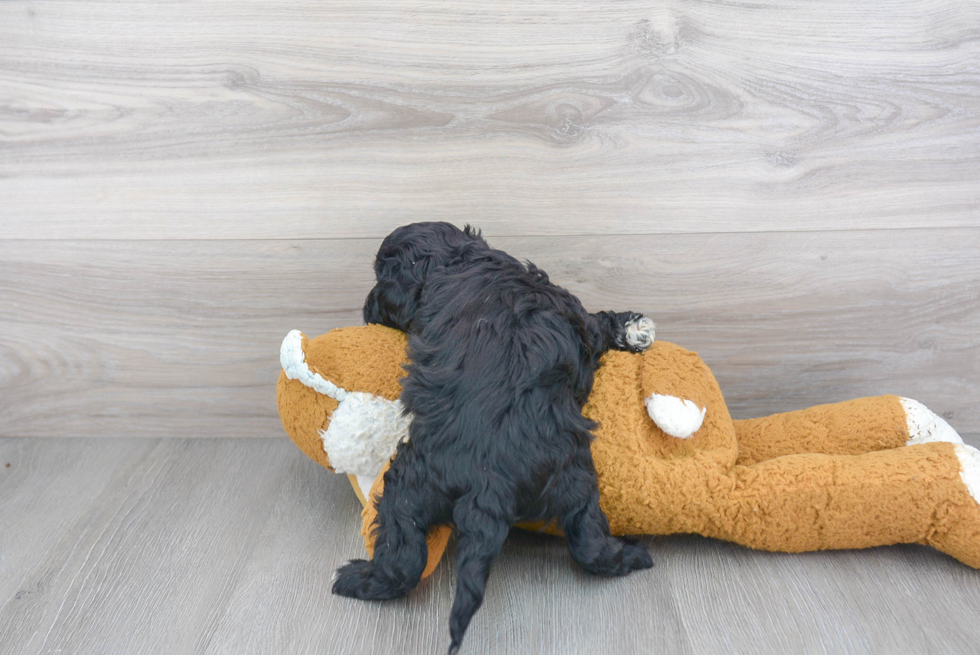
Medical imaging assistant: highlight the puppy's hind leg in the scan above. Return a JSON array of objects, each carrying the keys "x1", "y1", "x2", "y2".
[
  {"x1": 446, "y1": 494, "x2": 510, "y2": 655},
  {"x1": 593, "y1": 311, "x2": 656, "y2": 353},
  {"x1": 332, "y1": 455, "x2": 441, "y2": 601},
  {"x1": 557, "y1": 451, "x2": 654, "y2": 576}
]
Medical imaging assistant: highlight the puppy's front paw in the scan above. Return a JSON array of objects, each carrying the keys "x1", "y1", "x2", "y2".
[{"x1": 624, "y1": 315, "x2": 656, "y2": 353}]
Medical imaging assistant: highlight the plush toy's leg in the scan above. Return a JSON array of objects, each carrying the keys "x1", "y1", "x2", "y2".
[
  {"x1": 332, "y1": 451, "x2": 447, "y2": 600},
  {"x1": 705, "y1": 442, "x2": 980, "y2": 568},
  {"x1": 732, "y1": 395, "x2": 962, "y2": 466}
]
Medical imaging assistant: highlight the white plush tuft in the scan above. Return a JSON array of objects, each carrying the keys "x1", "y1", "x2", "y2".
[
  {"x1": 901, "y1": 397, "x2": 963, "y2": 446},
  {"x1": 954, "y1": 445, "x2": 980, "y2": 505},
  {"x1": 625, "y1": 316, "x2": 656, "y2": 352},
  {"x1": 354, "y1": 474, "x2": 378, "y2": 501},
  {"x1": 320, "y1": 392, "x2": 412, "y2": 477},
  {"x1": 280, "y1": 330, "x2": 349, "y2": 401},
  {"x1": 645, "y1": 394, "x2": 706, "y2": 439},
  {"x1": 280, "y1": 329, "x2": 412, "y2": 478}
]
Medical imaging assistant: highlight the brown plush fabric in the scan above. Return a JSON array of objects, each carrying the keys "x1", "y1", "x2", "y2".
[
  {"x1": 586, "y1": 344, "x2": 737, "y2": 536},
  {"x1": 733, "y1": 395, "x2": 909, "y2": 466},
  {"x1": 303, "y1": 326, "x2": 409, "y2": 403},
  {"x1": 277, "y1": 325, "x2": 980, "y2": 576},
  {"x1": 276, "y1": 327, "x2": 410, "y2": 471},
  {"x1": 277, "y1": 370, "x2": 337, "y2": 471}
]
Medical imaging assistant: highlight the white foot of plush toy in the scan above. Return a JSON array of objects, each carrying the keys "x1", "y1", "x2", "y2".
[
  {"x1": 901, "y1": 397, "x2": 963, "y2": 446},
  {"x1": 954, "y1": 445, "x2": 980, "y2": 504},
  {"x1": 900, "y1": 398, "x2": 978, "y2": 505}
]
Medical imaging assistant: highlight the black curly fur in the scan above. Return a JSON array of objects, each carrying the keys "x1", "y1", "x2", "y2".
[{"x1": 333, "y1": 222, "x2": 654, "y2": 654}]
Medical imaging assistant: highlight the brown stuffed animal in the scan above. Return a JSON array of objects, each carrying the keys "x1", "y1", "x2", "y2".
[{"x1": 277, "y1": 325, "x2": 980, "y2": 576}]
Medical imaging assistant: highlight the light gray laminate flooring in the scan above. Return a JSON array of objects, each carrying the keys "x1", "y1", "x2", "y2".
[{"x1": 3, "y1": 437, "x2": 980, "y2": 655}]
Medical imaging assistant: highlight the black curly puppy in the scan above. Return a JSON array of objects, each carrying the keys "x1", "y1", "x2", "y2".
[{"x1": 333, "y1": 222, "x2": 656, "y2": 654}]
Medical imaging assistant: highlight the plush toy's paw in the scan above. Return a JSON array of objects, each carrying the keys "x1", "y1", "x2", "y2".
[
  {"x1": 926, "y1": 444, "x2": 980, "y2": 569},
  {"x1": 645, "y1": 394, "x2": 706, "y2": 439},
  {"x1": 332, "y1": 559, "x2": 412, "y2": 601},
  {"x1": 955, "y1": 444, "x2": 980, "y2": 505},
  {"x1": 901, "y1": 397, "x2": 963, "y2": 446},
  {"x1": 624, "y1": 315, "x2": 656, "y2": 353}
]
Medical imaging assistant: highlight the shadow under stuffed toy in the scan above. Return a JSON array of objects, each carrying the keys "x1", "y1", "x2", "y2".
[{"x1": 277, "y1": 324, "x2": 980, "y2": 594}]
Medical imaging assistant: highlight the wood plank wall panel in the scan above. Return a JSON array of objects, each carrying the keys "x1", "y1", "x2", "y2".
[
  {"x1": 1, "y1": 0, "x2": 979, "y2": 238},
  {"x1": 1, "y1": 229, "x2": 976, "y2": 439},
  {"x1": 0, "y1": 0, "x2": 977, "y2": 439}
]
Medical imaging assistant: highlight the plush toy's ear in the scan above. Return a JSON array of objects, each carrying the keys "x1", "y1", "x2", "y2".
[{"x1": 359, "y1": 461, "x2": 451, "y2": 579}]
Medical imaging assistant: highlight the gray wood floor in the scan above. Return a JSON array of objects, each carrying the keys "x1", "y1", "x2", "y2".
[
  {"x1": 3, "y1": 436, "x2": 980, "y2": 655},
  {"x1": 2, "y1": 0, "x2": 979, "y2": 653}
]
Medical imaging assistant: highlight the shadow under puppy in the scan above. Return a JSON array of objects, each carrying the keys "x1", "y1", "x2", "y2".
[{"x1": 333, "y1": 222, "x2": 656, "y2": 653}]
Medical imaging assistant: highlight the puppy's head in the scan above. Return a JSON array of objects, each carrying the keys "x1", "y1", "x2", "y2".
[{"x1": 363, "y1": 222, "x2": 488, "y2": 330}]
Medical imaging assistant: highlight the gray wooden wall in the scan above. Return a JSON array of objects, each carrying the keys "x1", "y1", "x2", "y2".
[{"x1": 2, "y1": 0, "x2": 978, "y2": 439}]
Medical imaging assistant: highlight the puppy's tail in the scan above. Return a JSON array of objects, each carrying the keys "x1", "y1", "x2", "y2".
[{"x1": 446, "y1": 503, "x2": 510, "y2": 655}]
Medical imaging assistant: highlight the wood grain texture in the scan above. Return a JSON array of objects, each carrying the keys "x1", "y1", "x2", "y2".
[
  {"x1": 0, "y1": 438, "x2": 301, "y2": 654},
  {"x1": 1, "y1": 0, "x2": 979, "y2": 238},
  {"x1": 3, "y1": 437, "x2": 980, "y2": 654},
  {"x1": 2, "y1": 1, "x2": 977, "y2": 651},
  {"x1": 1, "y1": 229, "x2": 977, "y2": 439},
  {"x1": 0, "y1": 438, "x2": 159, "y2": 608}
]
